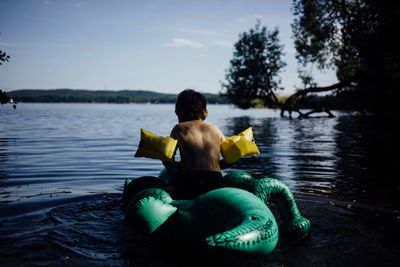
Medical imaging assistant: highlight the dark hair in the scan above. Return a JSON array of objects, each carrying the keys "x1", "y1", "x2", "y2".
[{"x1": 175, "y1": 89, "x2": 208, "y2": 122}]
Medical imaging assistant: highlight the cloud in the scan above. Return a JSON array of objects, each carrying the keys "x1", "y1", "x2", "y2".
[
  {"x1": 34, "y1": 0, "x2": 52, "y2": 5},
  {"x1": 177, "y1": 28, "x2": 218, "y2": 36},
  {"x1": 238, "y1": 17, "x2": 246, "y2": 24},
  {"x1": 238, "y1": 14, "x2": 264, "y2": 24},
  {"x1": 74, "y1": 2, "x2": 86, "y2": 7},
  {"x1": 163, "y1": 38, "x2": 204, "y2": 48},
  {"x1": 210, "y1": 41, "x2": 233, "y2": 48}
]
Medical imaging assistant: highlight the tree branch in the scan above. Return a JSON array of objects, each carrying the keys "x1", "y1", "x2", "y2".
[{"x1": 280, "y1": 74, "x2": 357, "y2": 118}]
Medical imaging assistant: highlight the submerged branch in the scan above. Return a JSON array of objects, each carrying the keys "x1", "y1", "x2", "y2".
[{"x1": 280, "y1": 74, "x2": 357, "y2": 118}]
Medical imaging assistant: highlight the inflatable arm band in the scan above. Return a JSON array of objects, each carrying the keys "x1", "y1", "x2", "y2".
[
  {"x1": 134, "y1": 129, "x2": 178, "y2": 162},
  {"x1": 221, "y1": 127, "x2": 260, "y2": 164}
]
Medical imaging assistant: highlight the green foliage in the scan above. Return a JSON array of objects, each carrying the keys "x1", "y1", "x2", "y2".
[
  {"x1": 291, "y1": 0, "x2": 374, "y2": 80},
  {"x1": 1, "y1": 33, "x2": 10, "y2": 66},
  {"x1": 1, "y1": 90, "x2": 10, "y2": 104},
  {"x1": 1, "y1": 37, "x2": 11, "y2": 104},
  {"x1": 6, "y1": 89, "x2": 228, "y2": 104},
  {"x1": 292, "y1": 0, "x2": 400, "y2": 115},
  {"x1": 221, "y1": 21, "x2": 286, "y2": 109},
  {"x1": 0, "y1": 50, "x2": 10, "y2": 65}
]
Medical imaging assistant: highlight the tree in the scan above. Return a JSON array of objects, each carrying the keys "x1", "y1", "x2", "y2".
[
  {"x1": 1, "y1": 49, "x2": 11, "y2": 103},
  {"x1": 0, "y1": 49, "x2": 10, "y2": 66},
  {"x1": 289, "y1": 0, "x2": 400, "y2": 117},
  {"x1": 221, "y1": 21, "x2": 286, "y2": 109},
  {"x1": 0, "y1": 90, "x2": 10, "y2": 105},
  {"x1": 1, "y1": 34, "x2": 12, "y2": 105}
]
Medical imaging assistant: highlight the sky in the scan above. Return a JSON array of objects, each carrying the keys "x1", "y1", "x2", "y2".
[{"x1": 0, "y1": 0, "x2": 338, "y2": 95}]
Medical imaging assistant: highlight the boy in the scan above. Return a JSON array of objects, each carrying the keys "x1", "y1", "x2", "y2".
[{"x1": 163, "y1": 89, "x2": 228, "y2": 199}]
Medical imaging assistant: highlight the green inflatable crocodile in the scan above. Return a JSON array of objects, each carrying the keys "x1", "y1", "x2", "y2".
[{"x1": 123, "y1": 170, "x2": 311, "y2": 256}]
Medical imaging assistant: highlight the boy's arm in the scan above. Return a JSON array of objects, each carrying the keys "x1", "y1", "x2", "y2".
[
  {"x1": 162, "y1": 160, "x2": 182, "y2": 170},
  {"x1": 162, "y1": 125, "x2": 182, "y2": 170},
  {"x1": 219, "y1": 129, "x2": 230, "y2": 170},
  {"x1": 219, "y1": 159, "x2": 230, "y2": 170}
]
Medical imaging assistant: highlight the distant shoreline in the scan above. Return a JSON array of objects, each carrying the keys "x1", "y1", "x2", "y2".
[
  {"x1": 6, "y1": 89, "x2": 228, "y2": 104},
  {"x1": 6, "y1": 88, "x2": 358, "y2": 111}
]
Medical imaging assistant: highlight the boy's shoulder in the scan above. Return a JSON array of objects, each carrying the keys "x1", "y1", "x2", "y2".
[
  {"x1": 172, "y1": 121, "x2": 219, "y2": 132},
  {"x1": 172, "y1": 121, "x2": 224, "y2": 139},
  {"x1": 175, "y1": 120, "x2": 214, "y2": 128}
]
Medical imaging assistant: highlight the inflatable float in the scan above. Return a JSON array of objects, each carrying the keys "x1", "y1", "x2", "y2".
[{"x1": 123, "y1": 170, "x2": 311, "y2": 256}]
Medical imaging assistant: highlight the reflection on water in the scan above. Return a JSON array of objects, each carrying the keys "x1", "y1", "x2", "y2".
[
  {"x1": 226, "y1": 115, "x2": 341, "y2": 196},
  {"x1": 0, "y1": 104, "x2": 399, "y2": 266},
  {"x1": 225, "y1": 113, "x2": 399, "y2": 210},
  {"x1": 334, "y1": 115, "x2": 399, "y2": 206}
]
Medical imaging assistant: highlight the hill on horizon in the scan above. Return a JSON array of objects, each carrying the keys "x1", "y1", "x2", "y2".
[{"x1": 7, "y1": 89, "x2": 227, "y2": 104}]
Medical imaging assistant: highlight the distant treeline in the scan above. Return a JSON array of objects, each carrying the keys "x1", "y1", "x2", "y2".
[
  {"x1": 7, "y1": 89, "x2": 228, "y2": 104},
  {"x1": 6, "y1": 89, "x2": 359, "y2": 110}
]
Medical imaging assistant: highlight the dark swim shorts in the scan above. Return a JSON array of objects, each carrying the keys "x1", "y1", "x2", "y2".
[{"x1": 174, "y1": 170, "x2": 224, "y2": 199}]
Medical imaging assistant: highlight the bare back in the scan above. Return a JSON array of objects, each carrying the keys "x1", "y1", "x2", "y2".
[{"x1": 170, "y1": 120, "x2": 225, "y2": 172}]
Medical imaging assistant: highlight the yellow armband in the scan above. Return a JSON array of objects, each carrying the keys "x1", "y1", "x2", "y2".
[
  {"x1": 221, "y1": 127, "x2": 260, "y2": 164},
  {"x1": 134, "y1": 129, "x2": 178, "y2": 162}
]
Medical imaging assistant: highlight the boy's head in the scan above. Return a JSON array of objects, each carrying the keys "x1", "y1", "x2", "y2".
[{"x1": 175, "y1": 89, "x2": 208, "y2": 122}]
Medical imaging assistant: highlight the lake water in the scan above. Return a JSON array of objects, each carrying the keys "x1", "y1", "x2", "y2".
[{"x1": 0, "y1": 103, "x2": 399, "y2": 266}]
